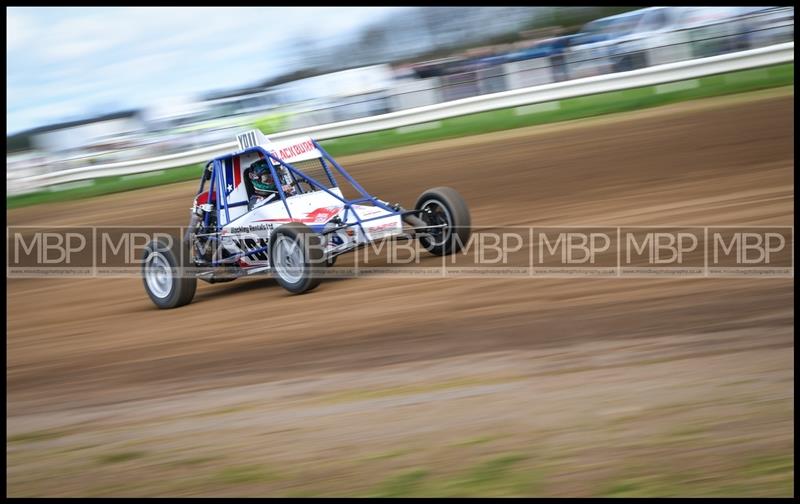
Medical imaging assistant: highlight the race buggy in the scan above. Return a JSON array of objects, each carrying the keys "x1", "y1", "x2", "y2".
[{"x1": 142, "y1": 129, "x2": 471, "y2": 309}]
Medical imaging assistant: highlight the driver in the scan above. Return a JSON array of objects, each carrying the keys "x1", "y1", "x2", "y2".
[{"x1": 248, "y1": 159, "x2": 295, "y2": 208}]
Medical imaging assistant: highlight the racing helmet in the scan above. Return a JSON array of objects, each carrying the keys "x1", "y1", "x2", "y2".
[
  {"x1": 250, "y1": 158, "x2": 270, "y2": 175},
  {"x1": 249, "y1": 158, "x2": 279, "y2": 194}
]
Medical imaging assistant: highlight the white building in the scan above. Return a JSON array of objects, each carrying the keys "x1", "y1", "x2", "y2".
[{"x1": 29, "y1": 110, "x2": 145, "y2": 155}]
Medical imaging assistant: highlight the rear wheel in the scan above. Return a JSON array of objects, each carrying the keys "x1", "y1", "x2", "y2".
[
  {"x1": 142, "y1": 238, "x2": 197, "y2": 309},
  {"x1": 270, "y1": 223, "x2": 324, "y2": 294},
  {"x1": 414, "y1": 186, "x2": 471, "y2": 256}
]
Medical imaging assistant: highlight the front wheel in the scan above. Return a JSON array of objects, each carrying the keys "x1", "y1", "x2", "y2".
[
  {"x1": 270, "y1": 223, "x2": 324, "y2": 294},
  {"x1": 142, "y1": 238, "x2": 197, "y2": 309},
  {"x1": 414, "y1": 186, "x2": 471, "y2": 256}
]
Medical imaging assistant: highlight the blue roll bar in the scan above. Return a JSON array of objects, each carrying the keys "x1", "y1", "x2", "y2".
[{"x1": 198, "y1": 139, "x2": 407, "y2": 265}]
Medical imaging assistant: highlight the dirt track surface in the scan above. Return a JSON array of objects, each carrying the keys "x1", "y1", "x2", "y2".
[{"x1": 7, "y1": 90, "x2": 794, "y2": 497}]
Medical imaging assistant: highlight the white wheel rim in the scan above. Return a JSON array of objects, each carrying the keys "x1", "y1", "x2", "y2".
[
  {"x1": 274, "y1": 235, "x2": 304, "y2": 284},
  {"x1": 421, "y1": 199, "x2": 453, "y2": 247},
  {"x1": 145, "y1": 252, "x2": 173, "y2": 299}
]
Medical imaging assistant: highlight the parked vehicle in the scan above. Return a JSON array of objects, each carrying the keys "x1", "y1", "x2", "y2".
[
  {"x1": 565, "y1": 11, "x2": 649, "y2": 78},
  {"x1": 734, "y1": 6, "x2": 794, "y2": 49},
  {"x1": 567, "y1": 7, "x2": 754, "y2": 75},
  {"x1": 504, "y1": 36, "x2": 575, "y2": 81},
  {"x1": 504, "y1": 36, "x2": 573, "y2": 63}
]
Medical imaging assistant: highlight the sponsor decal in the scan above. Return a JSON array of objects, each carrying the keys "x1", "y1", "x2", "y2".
[
  {"x1": 367, "y1": 221, "x2": 399, "y2": 239},
  {"x1": 229, "y1": 223, "x2": 273, "y2": 234},
  {"x1": 270, "y1": 139, "x2": 315, "y2": 160},
  {"x1": 266, "y1": 138, "x2": 320, "y2": 162},
  {"x1": 255, "y1": 206, "x2": 339, "y2": 224},
  {"x1": 368, "y1": 222, "x2": 397, "y2": 232},
  {"x1": 232, "y1": 236, "x2": 270, "y2": 262}
]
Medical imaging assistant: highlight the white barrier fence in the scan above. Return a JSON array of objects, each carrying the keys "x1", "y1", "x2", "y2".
[{"x1": 9, "y1": 42, "x2": 794, "y2": 195}]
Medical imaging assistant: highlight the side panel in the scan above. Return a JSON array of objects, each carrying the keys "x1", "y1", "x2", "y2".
[
  {"x1": 348, "y1": 204, "x2": 403, "y2": 242},
  {"x1": 219, "y1": 189, "x2": 347, "y2": 267}
]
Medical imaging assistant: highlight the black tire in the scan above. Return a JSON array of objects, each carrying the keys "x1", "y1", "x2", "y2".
[
  {"x1": 269, "y1": 223, "x2": 324, "y2": 294},
  {"x1": 142, "y1": 237, "x2": 197, "y2": 309},
  {"x1": 414, "y1": 186, "x2": 471, "y2": 256}
]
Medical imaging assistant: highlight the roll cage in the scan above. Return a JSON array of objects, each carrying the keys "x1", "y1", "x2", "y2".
[{"x1": 192, "y1": 139, "x2": 428, "y2": 267}]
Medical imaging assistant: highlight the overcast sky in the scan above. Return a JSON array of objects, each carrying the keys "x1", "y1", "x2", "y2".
[{"x1": 6, "y1": 6, "x2": 411, "y2": 135}]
